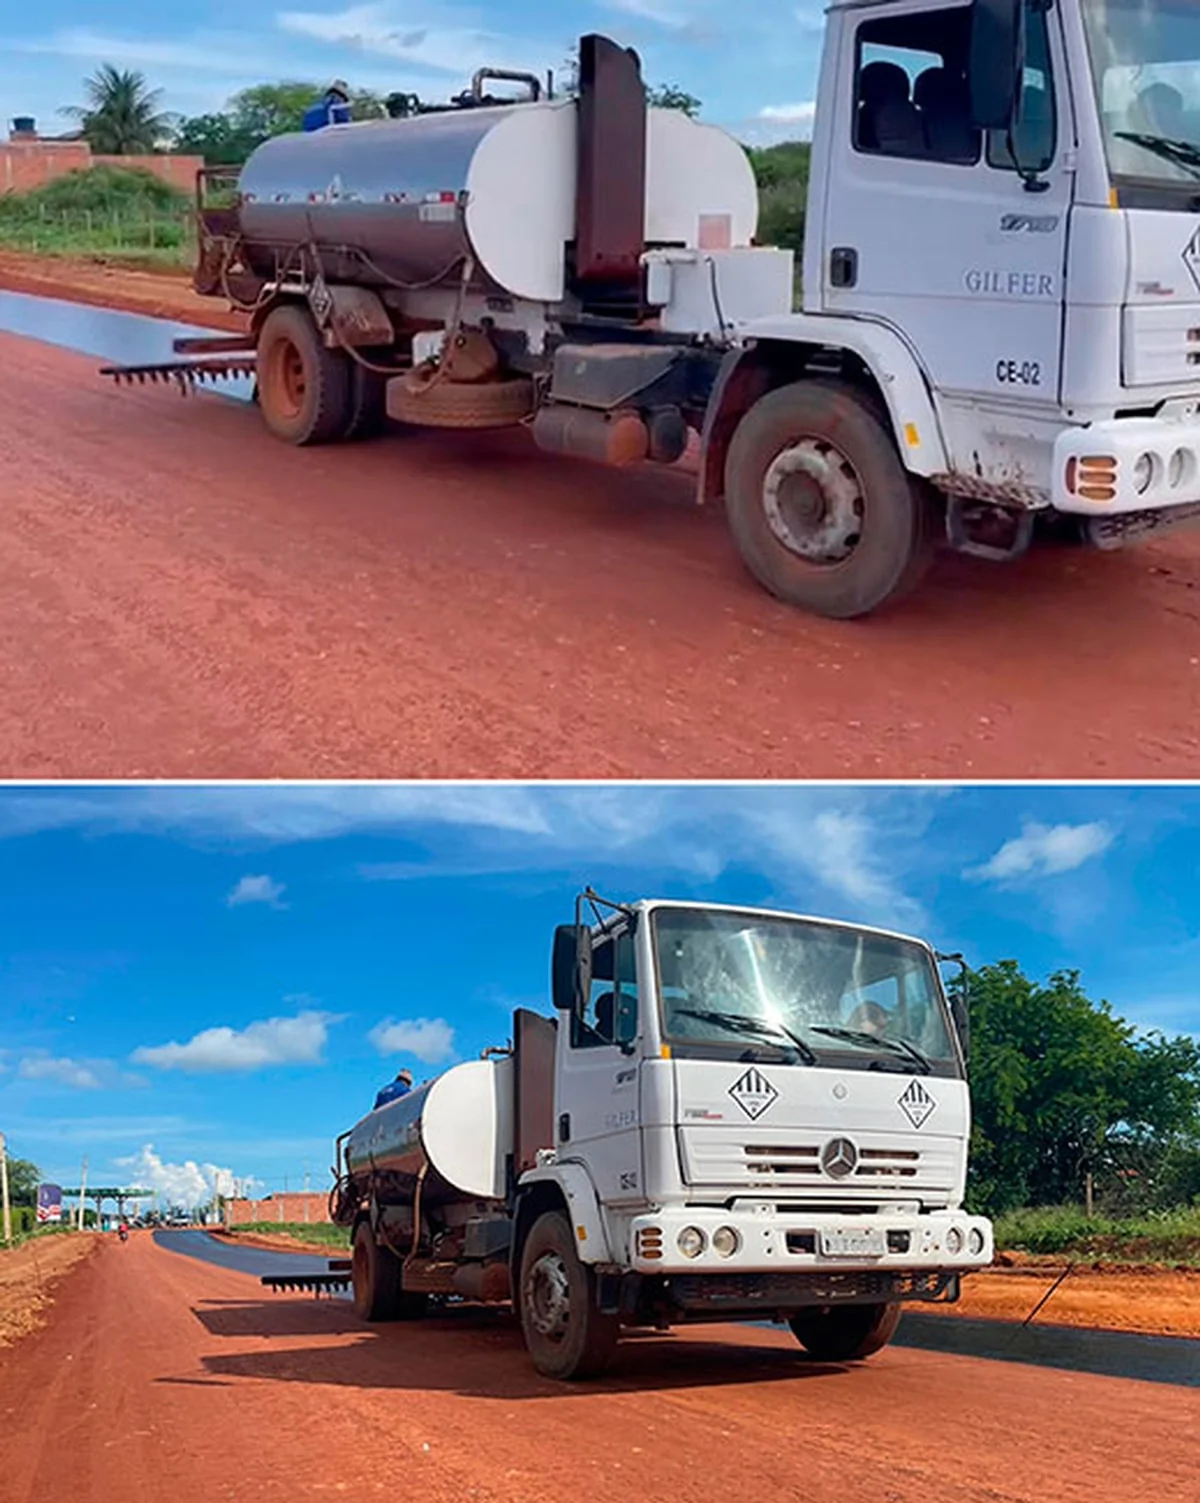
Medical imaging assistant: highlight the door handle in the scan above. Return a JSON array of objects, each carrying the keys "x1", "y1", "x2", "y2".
[
  {"x1": 558, "y1": 1113, "x2": 571, "y2": 1143},
  {"x1": 830, "y1": 247, "x2": 858, "y2": 289}
]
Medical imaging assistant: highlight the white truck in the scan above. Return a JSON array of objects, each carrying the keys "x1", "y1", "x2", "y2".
[
  {"x1": 107, "y1": 4, "x2": 1200, "y2": 619},
  {"x1": 329, "y1": 894, "x2": 992, "y2": 1379}
]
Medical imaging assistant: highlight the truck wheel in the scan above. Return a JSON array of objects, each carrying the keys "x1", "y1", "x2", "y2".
[
  {"x1": 789, "y1": 1302, "x2": 902, "y2": 1361},
  {"x1": 352, "y1": 1223, "x2": 427, "y2": 1322},
  {"x1": 389, "y1": 375, "x2": 535, "y2": 430},
  {"x1": 256, "y1": 304, "x2": 353, "y2": 446},
  {"x1": 518, "y1": 1211, "x2": 618, "y2": 1381},
  {"x1": 724, "y1": 380, "x2": 935, "y2": 619},
  {"x1": 343, "y1": 363, "x2": 389, "y2": 442}
]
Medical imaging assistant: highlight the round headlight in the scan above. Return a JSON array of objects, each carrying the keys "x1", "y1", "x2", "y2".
[
  {"x1": 968, "y1": 1227, "x2": 986, "y2": 1256},
  {"x1": 712, "y1": 1226, "x2": 740, "y2": 1258},
  {"x1": 945, "y1": 1226, "x2": 964, "y2": 1255},
  {"x1": 677, "y1": 1226, "x2": 706, "y2": 1259},
  {"x1": 1133, "y1": 452, "x2": 1156, "y2": 495}
]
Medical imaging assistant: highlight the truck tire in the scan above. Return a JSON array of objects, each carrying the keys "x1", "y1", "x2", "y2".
[
  {"x1": 789, "y1": 1302, "x2": 902, "y2": 1361},
  {"x1": 343, "y1": 362, "x2": 389, "y2": 442},
  {"x1": 389, "y1": 375, "x2": 535, "y2": 430},
  {"x1": 724, "y1": 380, "x2": 935, "y2": 619},
  {"x1": 352, "y1": 1223, "x2": 427, "y2": 1323},
  {"x1": 256, "y1": 304, "x2": 353, "y2": 446},
  {"x1": 518, "y1": 1211, "x2": 619, "y2": 1381}
]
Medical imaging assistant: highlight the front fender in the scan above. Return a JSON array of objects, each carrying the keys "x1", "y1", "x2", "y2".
[
  {"x1": 517, "y1": 1161, "x2": 613, "y2": 1265},
  {"x1": 698, "y1": 316, "x2": 951, "y2": 504}
]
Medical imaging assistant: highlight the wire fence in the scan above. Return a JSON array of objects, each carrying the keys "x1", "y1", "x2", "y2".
[{"x1": 0, "y1": 204, "x2": 194, "y2": 262}]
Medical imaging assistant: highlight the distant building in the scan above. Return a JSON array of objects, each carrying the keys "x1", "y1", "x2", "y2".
[{"x1": 2, "y1": 117, "x2": 202, "y2": 194}]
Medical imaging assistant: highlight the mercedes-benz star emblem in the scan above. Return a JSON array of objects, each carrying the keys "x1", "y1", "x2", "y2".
[{"x1": 820, "y1": 1137, "x2": 858, "y2": 1179}]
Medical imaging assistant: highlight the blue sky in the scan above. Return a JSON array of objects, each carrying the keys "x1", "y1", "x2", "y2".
[
  {"x1": 1, "y1": 1, "x2": 824, "y2": 146},
  {"x1": 2, "y1": 784, "x2": 1198, "y2": 1207}
]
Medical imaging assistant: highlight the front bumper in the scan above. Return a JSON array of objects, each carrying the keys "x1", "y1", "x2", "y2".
[
  {"x1": 628, "y1": 1206, "x2": 993, "y2": 1277},
  {"x1": 1054, "y1": 410, "x2": 1200, "y2": 515}
]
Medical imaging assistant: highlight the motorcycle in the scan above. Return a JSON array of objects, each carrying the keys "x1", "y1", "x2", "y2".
[{"x1": 118, "y1": 1227, "x2": 129, "y2": 1243}]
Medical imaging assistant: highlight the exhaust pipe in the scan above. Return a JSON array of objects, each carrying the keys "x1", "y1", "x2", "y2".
[
  {"x1": 451, "y1": 1261, "x2": 512, "y2": 1303},
  {"x1": 533, "y1": 404, "x2": 650, "y2": 467}
]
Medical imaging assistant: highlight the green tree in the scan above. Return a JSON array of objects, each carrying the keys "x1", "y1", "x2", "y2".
[
  {"x1": 957, "y1": 961, "x2": 1200, "y2": 1214},
  {"x1": 747, "y1": 141, "x2": 811, "y2": 255},
  {"x1": 173, "y1": 113, "x2": 261, "y2": 167},
  {"x1": 647, "y1": 84, "x2": 702, "y2": 117},
  {"x1": 63, "y1": 65, "x2": 174, "y2": 154},
  {"x1": 6, "y1": 1156, "x2": 41, "y2": 1208}
]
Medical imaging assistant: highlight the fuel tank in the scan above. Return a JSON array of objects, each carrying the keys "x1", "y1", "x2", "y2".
[
  {"x1": 345, "y1": 1057, "x2": 514, "y2": 1207},
  {"x1": 236, "y1": 103, "x2": 759, "y2": 305}
]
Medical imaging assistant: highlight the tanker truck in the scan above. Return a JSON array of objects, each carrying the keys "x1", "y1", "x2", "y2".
[
  {"x1": 107, "y1": 1, "x2": 1200, "y2": 619},
  {"x1": 327, "y1": 893, "x2": 992, "y2": 1380}
]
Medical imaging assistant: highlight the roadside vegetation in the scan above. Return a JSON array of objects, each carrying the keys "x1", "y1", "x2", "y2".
[
  {"x1": 229, "y1": 1221, "x2": 350, "y2": 1249},
  {"x1": 994, "y1": 1205, "x2": 1200, "y2": 1266},
  {"x1": 0, "y1": 166, "x2": 191, "y2": 266}
]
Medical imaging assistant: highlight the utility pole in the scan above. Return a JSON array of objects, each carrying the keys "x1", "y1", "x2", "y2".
[
  {"x1": 0, "y1": 1132, "x2": 12, "y2": 1247},
  {"x1": 77, "y1": 1156, "x2": 89, "y2": 1231}
]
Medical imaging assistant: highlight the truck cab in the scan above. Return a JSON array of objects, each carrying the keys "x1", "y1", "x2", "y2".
[
  {"x1": 707, "y1": 0, "x2": 1200, "y2": 612},
  {"x1": 514, "y1": 897, "x2": 992, "y2": 1375}
]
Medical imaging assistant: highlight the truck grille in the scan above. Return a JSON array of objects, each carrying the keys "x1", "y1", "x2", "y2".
[
  {"x1": 678, "y1": 1128, "x2": 957, "y2": 1195},
  {"x1": 1123, "y1": 305, "x2": 1200, "y2": 388},
  {"x1": 745, "y1": 1145, "x2": 920, "y2": 1179}
]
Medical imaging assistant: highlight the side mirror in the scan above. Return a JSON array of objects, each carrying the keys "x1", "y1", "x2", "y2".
[
  {"x1": 552, "y1": 925, "x2": 578, "y2": 1011},
  {"x1": 615, "y1": 991, "x2": 639, "y2": 1053},
  {"x1": 968, "y1": 0, "x2": 1025, "y2": 131},
  {"x1": 950, "y1": 993, "x2": 971, "y2": 1062}
]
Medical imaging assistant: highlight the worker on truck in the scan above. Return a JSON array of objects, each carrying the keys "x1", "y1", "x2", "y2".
[
  {"x1": 303, "y1": 81, "x2": 352, "y2": 132},
  {"x1": 374, "y1": 1068, "x2": 413, "y2": 1110}
]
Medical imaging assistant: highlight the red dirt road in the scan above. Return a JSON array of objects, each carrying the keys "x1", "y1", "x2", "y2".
[
  {"x1": 3, "y1": 1234, "x2": 1196, "y2": 1503},
  {"x1": 3, "y1": 327, "x2": 1200, "y2": 777}
]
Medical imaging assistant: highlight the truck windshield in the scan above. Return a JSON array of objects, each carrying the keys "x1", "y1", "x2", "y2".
[
  {"x1": 652, "y1": 908, "x2": 959, "y2": 1074},
  {"x1": 1083, "y1": 0, "x2": 1200, "y2": 186}
]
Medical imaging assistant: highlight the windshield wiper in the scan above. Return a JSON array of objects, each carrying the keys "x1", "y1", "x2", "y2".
[
  {"x1": 808, "y1": 1025, "x2": 933, "y2": 1075},
  {"x1": 1114, "y1": 131, "x2": 1200, "y2": 180},
  {"x1": 675, "y1": 1008, "x2": 818, "y2": 1065}
]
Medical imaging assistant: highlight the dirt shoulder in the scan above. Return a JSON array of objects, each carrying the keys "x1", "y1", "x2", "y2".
[
  {"x1": 210, "y1": 1228, "x2": 347, "y2": 1257},
  {"x1": 932, "y1": 1259, "x2": 1200, "y2": 1339},
  {"x1": 0, "y1": 250, "x2": 247, "y2": 332},
  {"x1": 0, "y1": 1233, "x2": 97, "y2": 1347}
]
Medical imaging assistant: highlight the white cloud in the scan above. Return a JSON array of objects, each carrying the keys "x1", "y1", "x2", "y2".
[
  {"x1": 603, "y1": 0, "x2": 694, "y2": 28},
  {"x1": 968, "y1": 822, "x2": 1115, "y2": 883},
  {"x1": 759, "y1": 100, "x2": 815, "y2": 124},
  {"x1": 369, "y1": 1017, "x2": 456, "y2": 1064},
  {"x1": 0, "y1": 787, "x2": 552, "y2": 843},
  {"x1": 133, "y1": 1009, "x2": 336, "y2": 1072},
  {"x1": 227, "y1": 874, "x2": 287, "y2": 908},
  {"x1": 15, "y1": 28, "x2": 266, "y2": 75},
  {"x1": 116, "y1": 1145, "x2": 241, "y2": 1209},
  {"x1": 275, "y1": 4, "x2": 538, "y2": 77},
  {"x1": 18, "y1": 1055, "x2": 103, "y2": 1090}
]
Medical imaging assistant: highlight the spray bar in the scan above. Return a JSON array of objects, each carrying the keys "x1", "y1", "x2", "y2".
[{"x1": 100, "y1": 356, "x2": 256, "y2": 394}]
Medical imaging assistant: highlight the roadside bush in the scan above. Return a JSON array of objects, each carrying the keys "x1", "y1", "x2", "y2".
[
  {"x1": 995, "y1": 1203, "x2": 1200, "y2": 1264},
  {"x1": 0, "y1": 166, "x2": 191, "y2": 263},
  {"x1": 232, "y1": 1221, "x2": 350, "y2": 1249}
]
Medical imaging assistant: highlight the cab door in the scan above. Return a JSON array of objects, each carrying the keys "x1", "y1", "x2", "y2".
[
  {"x1": 817, "y1": 0, "x2": 1072, "y2": 462},
  {"x1": 554, "y1": 925, "x2": 645, "y2": 1206}
]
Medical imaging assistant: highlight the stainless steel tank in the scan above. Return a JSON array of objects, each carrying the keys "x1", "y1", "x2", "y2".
[
  {"x1": 344, "y1": 1057, "x2": 514, "y2": 1206},
  {"x1": 237, "y1": 103, "x2": 577, "y2": 303}
]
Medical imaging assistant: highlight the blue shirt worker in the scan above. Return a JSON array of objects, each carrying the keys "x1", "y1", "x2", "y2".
[
  {"x1": 374, "y1": 1068, "x2": 414, "y2": 1110},
  {"x1": 303, "y1": 81, "x2": 353, "y2": 132}
]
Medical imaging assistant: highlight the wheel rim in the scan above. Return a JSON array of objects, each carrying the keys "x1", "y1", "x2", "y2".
[
  {"x1": 762, "y1": 439, "x2": 865, "y2": 566},
  {"x1": 525, "y1": 1251, "x2": 572, "y2": 1344},
  {"x1": 266, "y1": 335, "x2": 307, "y2": 420}
]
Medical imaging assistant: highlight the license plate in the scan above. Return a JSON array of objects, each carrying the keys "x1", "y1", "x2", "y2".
[{"x1": 820, "y1": 1229, "x2": 887, "y2": 1259}]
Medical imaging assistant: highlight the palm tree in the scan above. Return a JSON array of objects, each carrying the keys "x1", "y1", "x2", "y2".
[{"x1": 62, "y1": 65, "x2": 174, "y2": 154}]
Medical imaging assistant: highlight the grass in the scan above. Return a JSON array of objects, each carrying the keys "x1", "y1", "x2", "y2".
[
  {"x1": 2, "y1": 1223, "x2": 80, "y2": 1252},
  {"x1": 230, "y1": 1221, "x2": 351, "y2": 1250},
  {"x1": 0, "y1": 164, "x2": 193, "y2": 268},
  {"x1": 994, "y1": 1204, "x2": 1200, "y2": 1266}
]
